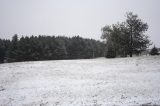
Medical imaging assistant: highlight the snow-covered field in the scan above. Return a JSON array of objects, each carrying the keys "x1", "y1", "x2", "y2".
[{"x1": 0, "y1": 56, "x2": 160, "y2": 106}]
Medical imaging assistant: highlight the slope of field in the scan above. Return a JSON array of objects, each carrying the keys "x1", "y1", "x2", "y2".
[{"x1": 0, "y1": 56, "x2": 160, "y2": 106}]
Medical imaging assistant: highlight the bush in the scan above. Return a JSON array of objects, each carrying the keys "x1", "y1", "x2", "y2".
[
  {"x1": 150, "y1": 46, "x2": 159, "y2": 55},
  {"x1": 105, "y1": 47, "x2": 116, "y2": 58}
]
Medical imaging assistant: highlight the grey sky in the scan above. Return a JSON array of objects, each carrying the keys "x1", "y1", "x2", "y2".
[{"x1": 0, "y1": 0, "x2": 160, "y2": 47}]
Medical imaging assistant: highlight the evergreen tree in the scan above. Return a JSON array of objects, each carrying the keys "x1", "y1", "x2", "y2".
[
  {"x1": 54, "y1": 37, "x2": 68, "y2": 59},
  {"x1": 0, "y1": 39, "x2": 6, "y2": 63},
  {"x1": 6, "y1": 34, "x2": 19, "y2": 62},
  {"x1": 0, "y1": 39, "x2": 11, "y2": 63}
]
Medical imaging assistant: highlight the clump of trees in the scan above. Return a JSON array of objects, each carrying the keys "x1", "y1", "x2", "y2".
[
  {"x1": 101, "y1": 12, "x2": 151, "y2": 58},
  {"x1": 0, "y1": 35, "x2": 105, "y2": 63},
  {"x1": 150, "y1": 46, "x2": 159, "y2": 55}
]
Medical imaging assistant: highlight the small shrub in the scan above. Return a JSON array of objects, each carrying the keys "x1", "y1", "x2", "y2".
[{"x1": 150, "y1": 46, "x2": 159, "y2": 55}]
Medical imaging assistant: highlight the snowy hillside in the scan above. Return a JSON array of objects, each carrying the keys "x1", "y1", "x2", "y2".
[{"x1": 0, "y1": 56, "x2": 160, "y2": 106}]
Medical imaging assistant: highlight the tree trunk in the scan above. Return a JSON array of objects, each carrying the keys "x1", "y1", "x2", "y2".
[
  {"x1": 92, "y1": 50, "x2": 95, "y2": 58},
  {"x1": 129, "y1": 27, "x2": 133, "y2": 57},
  {"x1": 129, "y1": 51, "x2": 132, "y2": 57}
]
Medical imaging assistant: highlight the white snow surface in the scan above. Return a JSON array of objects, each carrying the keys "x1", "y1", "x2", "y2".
[{"x1": 0, "y1": 56, "x2": 160, "y2": 106}]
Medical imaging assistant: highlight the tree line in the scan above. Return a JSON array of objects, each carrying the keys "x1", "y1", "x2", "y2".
[
  {"x1": 0, "y1": 35, "x2": 105, "y2": 63},
  {"x1": 0, "y1": 12, "x2": 153, "y2": 63}
]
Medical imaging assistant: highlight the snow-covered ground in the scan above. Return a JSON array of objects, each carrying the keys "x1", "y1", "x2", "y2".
[{"x1": 0, "y1": 56, "x2": 160, "y2": 106}]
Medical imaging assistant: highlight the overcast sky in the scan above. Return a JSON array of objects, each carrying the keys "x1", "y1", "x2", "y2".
[{"x1": 0, "y1": 0, "x2": 160, "y2": 47}]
